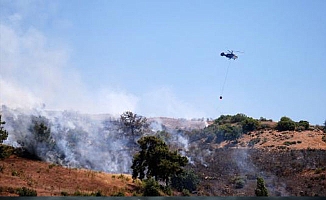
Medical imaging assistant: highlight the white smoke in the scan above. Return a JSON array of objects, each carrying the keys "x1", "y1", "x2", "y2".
[
  {"x1": 0, "y1": 6, "x2": 204, "y2": 120},
  {"x1": 0, "y1": 1, "x2": 204, "y2": 173},
  {"x1": 2, "y1": 106, "x2": 132, "y2": 173},
  {"x1": 1, "y1": 106, "x2": 197, "y2": 173}
]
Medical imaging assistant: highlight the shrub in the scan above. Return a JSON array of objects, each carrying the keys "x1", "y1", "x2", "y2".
[
  {"x1": 242, "y1": 117, "x2": 260, "y2": 133},
  {"x1": 283, "y1": 141, "x2": 296, "y2": 146},
  {"x1": 260, "y1": 123, "x2": 272, "y2": 130},
  {"x1": 61, "y1": 191, "x2": 69, "y2": 196},
  {"x1": 248, "y1": 138, "x2": 261, "y2": 147},
  {"x1": 171, "y1": 169, "x2": 199, "y2": 192},
  {"x1": 259, "y1": 117, "x2": 267, "y2": 121},
  {"x1": 143, "y1": 178, "x2": 161, "y2": 196},
  {"x1": 48, "y1": 163, "x2": 56, "y2": 169},
  {"x1": 0, "y1": 164, "x2": 4, "y2": 173},
  {"x1": 161, "y1": 185, "x2": 172, "y2": 196},
  {"x1": 73, "y1": 190, "x2": 84, "y2": 196},
  {"x1": 16, "y1": 187, "x2": 37, "y2": 196},
  {"x1": 297, "y1": 120, "x2": 309, "y2": 130},
  {"x1": 322, "y1": 135, "x2": 326, "y2": 143},
  {"x1": 0, "y1": 144, "x2": 14, "y2": 159},
  {"x1": 215, "y1": 114, "x2": 237, "y2": 125},
  {"x1": 276, "y1": 117, "x2": 296, "y2": 131},
  {"x1": 231, "y1": 113, "x2": 248, "y2": 123},
  {"x1": 112, "y1": 191, "x2": 125, "y2": 196},
  {"x1": 231, "y1": 176, "x2": 246, "y2": 189},
  {"x1": 218, "y1": 124, "x2": 242, "y2": 141},
  {"x1": 235, "y1": 179, "x2": 246, "y2": 189},
  {"x1": 182, "y1": 189, "x2": 191, "y2": 196},
  {"x1": 255, "y1": 177, "x2": 268, "y2": 196}
]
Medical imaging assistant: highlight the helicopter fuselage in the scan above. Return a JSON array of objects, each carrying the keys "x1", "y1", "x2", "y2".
[{"x1": 221, "y1": 52, "x2": 238, "y2": 60}]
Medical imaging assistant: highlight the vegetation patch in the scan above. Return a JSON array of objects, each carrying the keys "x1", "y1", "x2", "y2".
[
  {"x1": 276, "y1": 117, "x2": 296, "y2": 131},
  {"x1": 283, "y1": 141, "x2": 297, "y2": 146},
  {"x1": 231, "y1": 176, "x2": 246, "y2": 189},
  {"x1": 16, "y1": 187, "x2": 37, "y2": 196},
  {"x1": 322, "y1": 135, "x2": 326, "y2": 143},
  {"x1": 249, "y1": 137, "x2": 261, "y2": 147}
]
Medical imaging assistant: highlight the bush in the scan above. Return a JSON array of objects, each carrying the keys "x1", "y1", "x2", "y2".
[
  {"x1": 218, "y1": 124, "x2": 242, "y2": 141},
  {"x1": 235, "y1": 179, "x2": 246, "y2": 189},
  {"x1": 91, "y1": 190, "x2": 104, "y2": 196},
  {"x1": 255, "y1": 177, "x2": 268, "y2": 196},
  {"x1": 276, "y1": 117, "x2": 296, "y2": 131},
  {"x1": 61, "y1": 191, "x2": 69, "y2": 196},
  {"x1": 231, "y1": 113, "x2": 248, "y2": 123},
  {"x1": 171, "y1": 169, "x2": 199, "y2": 192},
  {"x1": 322, "y1": 135, "x2": 326, "y2": 143},
  {"x1": 231, "y1": 176, "x2": 246, "y2": 189},
  {"x1": 182, "y1": 189, "x2": 191, "y2": 196},
  {"x1": 16, "y1": 187, "x2": 37, "y2": 196},
  {"x1": 112, "y1": 191, "x2": 125, "y2": 196},
  {"x1": 161, "y1": 185, "x2": 172, "y2": 196},
  {"x1": 143, "y1": 178, "x2": 161, "y2": 196},
  {"x1": 283, "y1": 141, "x2": 296, "y2": 146},
  {"x1": 242, "y1": 117, "x2": 260, "y2": 133},
  {"x1": 0, "y1": 144, "x2": 14, "y2": 159},
  {"x1": 0, "y1": 164, "x2": 4, "y2": 173},
  {"x1": 248, "y1": 138, "x2": 261, "y2": 147},
  {"x1": 297, "y1": 120, "x2": 309, "y2": 130},
  {"x1": 214, "y1": 115, "x2": 233, "y2": 125}
]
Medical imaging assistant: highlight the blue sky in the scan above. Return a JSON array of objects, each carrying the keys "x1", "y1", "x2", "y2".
[{"x1": 0, "y1": 0, "x2": 325, "y2": 124}]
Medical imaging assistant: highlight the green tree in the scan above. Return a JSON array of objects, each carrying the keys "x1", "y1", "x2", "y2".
[
  {"x1": 120, "y1": 111, "x2": 149, "y2": 141},
  {"x1": 255, "y1": 177, "x2": 268, "y2": 196},
  {"x1": 276, "y1": 116, "x2": 296, "y2": 131},
  {"x1": 214, "y1": 115, "x2": 232, "y2": 125},
  {"x1": 0, "y1": 115, "x2": 13, "y2": 159},
  {"x1": 242, "y1": 117, "x2": 260, "y2": 133},
  {"x1": 0, "y1": 115, "x2": 8, "y2": 144},
  {"x1": 219, "y1": 124, "x2": 242, "y2": 141},
  {"x1": 231, "y1": 113, "x2": 248, "y2": 123},
  {"x1": 131, "y1": 136, "x2": 188, "y2": 186},
  {"x1": 17, "y1": 116, "x2": 54, "y2": 159},
  {"x1": 297, "y1": 120, "x2": 309, "y2": 130}
]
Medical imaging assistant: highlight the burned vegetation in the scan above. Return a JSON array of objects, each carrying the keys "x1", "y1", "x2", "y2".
[{"x1": 1, "y1": 108, "x2": 326, "y2": 196}]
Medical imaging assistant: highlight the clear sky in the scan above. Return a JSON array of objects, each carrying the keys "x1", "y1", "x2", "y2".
[{"x1": 1, "y1": 0, "x2": 325, "y2": 124}]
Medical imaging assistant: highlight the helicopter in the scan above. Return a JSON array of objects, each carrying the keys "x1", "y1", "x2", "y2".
[{"x1": 220, "y1": 50, "x2": 239, "y2": 60}]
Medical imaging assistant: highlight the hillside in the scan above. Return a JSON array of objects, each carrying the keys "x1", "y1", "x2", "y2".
[
  {"x1": 216, "y1": 129, "x2": 326, "y2": 150},
  {"x1": 0, "y1": 155, "x2": 139, "y2": 196},
  {"x1": 1, "y1": 127, "x2": 326, "y2": 196},
  {"x1": 1, "y1": 111, "x2": 326, "y2": 197}
]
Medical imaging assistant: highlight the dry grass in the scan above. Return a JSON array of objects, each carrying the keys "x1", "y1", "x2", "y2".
[
  {"x1": 0, "y1": 156, "x2": 137, "y2": 196},
  {"x1": 217, "y1": 129, "x2": 326, "y2": 150}
]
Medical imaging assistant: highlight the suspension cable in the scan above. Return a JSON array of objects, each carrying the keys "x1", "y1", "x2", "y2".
[{"x1": 220, "y1": 60, "x2": 231, "y2": 99}]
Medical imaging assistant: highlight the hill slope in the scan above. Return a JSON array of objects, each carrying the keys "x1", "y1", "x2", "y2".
[
  {"x1": 1, "y1": 117, "x2": 326, "y2": 196},
  {"x1": 0, "y1": 155, "x2": 138, "y2": 196}
]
